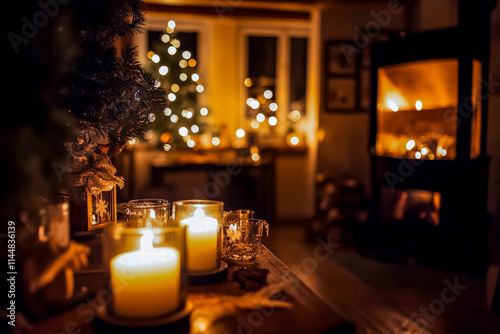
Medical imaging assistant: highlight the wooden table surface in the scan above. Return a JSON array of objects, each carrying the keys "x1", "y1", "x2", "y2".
[{"x1": 34, "y1": 245, "x2": 355, "y2": 334}]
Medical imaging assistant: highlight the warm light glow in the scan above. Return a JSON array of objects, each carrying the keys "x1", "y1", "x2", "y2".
[
  {"x1": 185, "y1": 111, "x2": 193, "y2": 119},
  {"x1": 269, "y1": 103, "x2": 278, "y2": 112},
  {"x1": 159, "y1": 66, "x2": 168, "y2": 75},
  {"x1": 250, "y1": 100, "x2": 260, "y2": 109},
  {"x1": 170, "y1": 115, "x2": 179, "y2": 123},
  {"x1": 406, "y1": 140, "x2": 416, "y2": 150},
  {"x1": 263, "y1": 90, "x2": 273, "y2": 99},
  {"x1": 161, "y1": 34, "x2": 170, "y2": 43},
  {"x1": 188, "y1": 59, "x2": 197, "y2": 67},
  {"x1": 166, "y1": 27, "x2": 174, "y2": 34},
  {"x1": 182, "y1": 51, "x2": 191, "y2": 59},
  {"x1": 236, "y1": 129, "x2": 245, "y2": 138},
  {"x1": 161, "y1": 132, "x2": 171, "y2": 143},
  {"x1": 171, "y1": 84, "x2": 179, "y2": 92},
  {"x1": 143, "y1": 130, "x2": 153, "y2": 140},
  {"x1": 251, "y1": 153, "x2": 260, "y2": 162},
  {"x1": 167, "y1": 20, "x2": 176, "y2": 29},
  {"x1": 268, "y1": 116, "x2": 278, "y2": 126},
  {"x1": 187, "y1": 139, "x2": 195, "y2": 148},
  {"x1": 191, "y1": 73, "x2": 199, "y2": 82},
  {"x1": 163, "y1": 144, "x2": 171, "y2": 151},
  {"x1": 415, "y1": 151, "x2": 422, "y2": 159},
  {"x1": 256, "y1": 113, "x2": 265, "y2": 122},
  {"x1": 244, "y1": 78, "x2": 252, "y2": 87},
  {"x1": 421, "y1": 147, "x2": 428, "y2": 155},
  {"x1": 200, "y1": 107, "x2": 208, "y2": 116},
  {"x1": 179, "y1": 127, "x2": 188, "y2": 137},
  {"x1": 179, "y1": 73, "x2": 187, "y2": 81},
  {"x1": 388, "y1": 100, "x2": 399, "y2": 112},
  {"x1": 152, "y1": 54, "x2": 160, "y2": 63},
  {"x1": 168, "y1": 93, "x2": 176, "y2": 101},
  {"x1": 250, "y1": 119, "x2": 260, "y2": 129},
  {"x1": 147, "y1": 51, "x2": 155, "y2": 59},
  {"x1": 441, "y1": 149, "x2": 447, "y2": 156},
  {"x1": 128, "y1": 138, "x2": 137, "y2": 145},
  {"x1": 179, "y1": 60, "x2": 187, "y2": 68},
  {"x1": 290, "y1": 136, "x2": 299, "y2": 146},
  {"x1": 196, "y1": 85, "x2": 204, "y2": 93},
  {"x1": 168, "y1": 46, "x2": 177, "y2": 55},
  {"x1": 171, "y1": 39, "x2": 181, "y2": 48},
  {"x1": 415, "y1": 100, "x2": 423, "y2": 111},
  {"x1": 212, "y1": 137, "x2": 220, "y2": 146},
  {"x1": 289, "y1": 110, "x2": 301, "y2": 122},
  {"x1": 191, "y1": 125, "x2": 199, "y2": 133},
  {"x1": 246, "y1": 98, "x2": 255, "y2": 107},
  {"x1": 148, "y1": 113, "x2": 156, "y2": 122}
]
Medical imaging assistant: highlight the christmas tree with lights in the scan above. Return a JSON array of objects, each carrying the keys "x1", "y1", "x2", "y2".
[{"x1": 147, "y1": 20, "x2": 214, "y2": 151}]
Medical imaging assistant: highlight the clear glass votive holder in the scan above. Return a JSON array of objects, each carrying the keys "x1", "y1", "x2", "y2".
[
  {"x1": 172, "y1": 200, "x2": 224, "y2": 273},
  {"x1": 222, "y1": 217, "x2": 269, "y2": 261},
  {"x1": 223, "y1": 209, "x2": 255, "y2": 221},
  {"x1": 103, "y1": 224, "x2": 187, "y2": 319},
  {"x1": 126, "y1": 199, "x2": 170, "y2": 228}
]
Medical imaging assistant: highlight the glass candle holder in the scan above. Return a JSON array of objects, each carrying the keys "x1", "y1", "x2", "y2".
[
  {"x1": 103, "y1": 224, "x2": 187, "y2": 319},
  {"x1": 126, "y1": 199, "x2": 170, "y2": 228},
  {"x1": 172, "y1": 200, "x2": 223, "y2": 273},
  {"x1": 223, "y1": 209, "x2": 255, "y2": 222},
  {"x1": 222, "y1": 218, "x2": 269, "y2": 261}
]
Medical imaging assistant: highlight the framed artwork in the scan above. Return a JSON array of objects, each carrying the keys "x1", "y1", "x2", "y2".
[
  {"x1": 326, "y1": 77, "x2": 356, "y2": 110},
  {"x1": 326, "y1": 41, "x2": 358, "y2": 75}
]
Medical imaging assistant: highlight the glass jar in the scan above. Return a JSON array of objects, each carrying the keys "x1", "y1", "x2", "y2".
[
  {"x1": 103, "y1": 224, "x2": 187, "y2": 318},
  {"x1": 172, "y1": 200, "x2": 223, "y2": 273},
  {"x1": 126, "y1": 199, "x2": 170, "y2": 228}
]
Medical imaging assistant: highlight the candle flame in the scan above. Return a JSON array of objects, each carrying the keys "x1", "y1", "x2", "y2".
[
  {"x1": 140, "y1": 231, "x2": 154, "y2": 251},
  {"x1": 149, "y1": 209, "x2": 156, "y2": 219},
  {"x1": 194, "y1": 208, "x2": 205, "y2": 218}
]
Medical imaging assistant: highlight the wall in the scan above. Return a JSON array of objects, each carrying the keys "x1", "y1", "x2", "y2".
[{"x1": 318, "y1": 2, "x2": 408, "y2": 193}]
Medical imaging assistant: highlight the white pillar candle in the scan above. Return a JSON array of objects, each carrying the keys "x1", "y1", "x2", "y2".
[
  {"x1": 110, "y1": 231, "x2": 180, "y2": 318},
  {"x1": 181, "y1": 208, "x2": 218, "y2": 271}
]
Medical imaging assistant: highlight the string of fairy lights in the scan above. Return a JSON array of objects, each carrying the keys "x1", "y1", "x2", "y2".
[{"x1": 128, "y1": 19, "x2": 305, "y2": 153}]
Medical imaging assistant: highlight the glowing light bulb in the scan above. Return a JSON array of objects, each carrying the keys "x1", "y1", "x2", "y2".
[
  {"x1": 250, "y1": 100, "x2": 260, "y2": 109},
  {"x1": 161, "y1": 34, "x2": 170, "y2": 43},
  {"x1": 167, "y1": 20, "x2": 176, "y2": 29},
  {"x1": 256, "y1": 113, "x2": 265, "y2": 122},
  {"x1": 212, "y1": 137, "x2": 220, "y2": 146},
  {"x1": 191, "y1": 73, "x2": 199, "y2": 82},
  {"x1": 263, "y1": 90, "x2": 273, "y2": 99},
  {"x1": 159, "y1": 66, "x2": 168, "y2": 75},
  {"x1": 171, "y1": 84, "x2": 179, "y2": 92},
  {"x1": 415, "y1": 100, "x2": 423, "y2": 111},
  {"x1": 406, "y1": 140, "x2": 415, "y2": 150},
  {"x1": 415, "y1": 151, "x2": 422, "y2": 159},
  {"x1": 185, "y1": 111, "x2": 193, "y2": 119},
  {"x1": 168, "y1": 46, "x2": 177, "y2": 55},
  {"x1": 244, "y1": 78, "x2": 252, "y2": 87},
  {"x1": 179, "y1": 60, "x2": 187, "y2": 68},
  {"x1": 251, "y1": 153, "x2": 260, "y2": 162},
  {"x1": 191, "y1": 125, "x2": 199, "y2": 133},
  {"x1": 170, "y1": 115, "x2": 179, "y2": 123},
  {"x1": 147, "y1": 51, "x2": 155, "y2": 59},
  {"x1": 128, "y1": 138, "x2": 137, "y2": 145},
  {"x1": 168, "y1": 93, "x2": 176, "y2": 101},
  {"x1": 179, "y1": 127, "x2": 188, "y2": 137},
  {"x1": 163, "y1": 144, "x2": 171, "y2": 151},
  {"x1": 164, "y1": 108, "x2": 172, "y2": 116},
  {"x1": 246, "y1": 98, "x2": 255, "y2": 107},
  {"x1": 442, "y1": 149, "x2": 447, "y2": 156},
  {"x1": 152, "y1": 54, "x2": 160, "y2": 63},
  {"x1": 269, "y1": 103, "x2": 278, "y2": 112},
  {"x1": 182, "y1": 51, "x2": 191, "y2": 59},
  {"x1": 268, "y1": 116, "x2": 278, "y2": 126},
  {"x1": 421, "y1": 147, "x2": 428, "y2": 155},
  {"x1": 196, "y1": 85, "x2": 204, "y2": 93},
  {"x1": 290, "y1": 136, "x2": 299, "y2": 146},
  {"x1": 172, "y1": 39, "x2": 180, "y2": 48},
  {"x1": 180, "y1": 73, "x2": 187, "y2": 81},
  {"x1": 200, "y1": 107, "x2": 208, "y2": 116},
  {"x1": 251, "y1": 119, "x2": 260, "y2": 129},
  {"x1": 187, "y1": 140, "x2": 195, "y2": 148},
  {"x1": 236, "y1": 129, "x2": 245, "y2": 138},
  {"x1": 289, "y1": 110, "x2": 301, "y2": 122},
  {"x1": 188, "y1": 59, "x2": 197, "y2": 67}
]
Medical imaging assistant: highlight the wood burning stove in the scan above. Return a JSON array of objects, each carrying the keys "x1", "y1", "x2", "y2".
[{"x1": 365, "y1": 1, "x2": 495, "y2": 272}]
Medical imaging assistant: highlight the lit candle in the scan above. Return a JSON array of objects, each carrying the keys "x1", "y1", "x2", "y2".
[
  {"x1": 110, "y1": 231, "x2": 180, "y2": 318},
  {"x1": 181, "y1": 208, "x2": 218, "y2": 271}
]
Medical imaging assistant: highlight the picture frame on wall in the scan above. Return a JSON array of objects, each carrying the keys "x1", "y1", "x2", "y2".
[
  {"x1": 326, "y1": 77, "x2": 357, "y2": 110},
  {"x1": 326, "y1": 41, "x2": 358, "y2": 75}
]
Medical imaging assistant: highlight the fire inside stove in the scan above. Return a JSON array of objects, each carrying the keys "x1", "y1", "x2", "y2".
[{"x1": 375, "y1": 59, "x2": 482, "y2": 160}]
